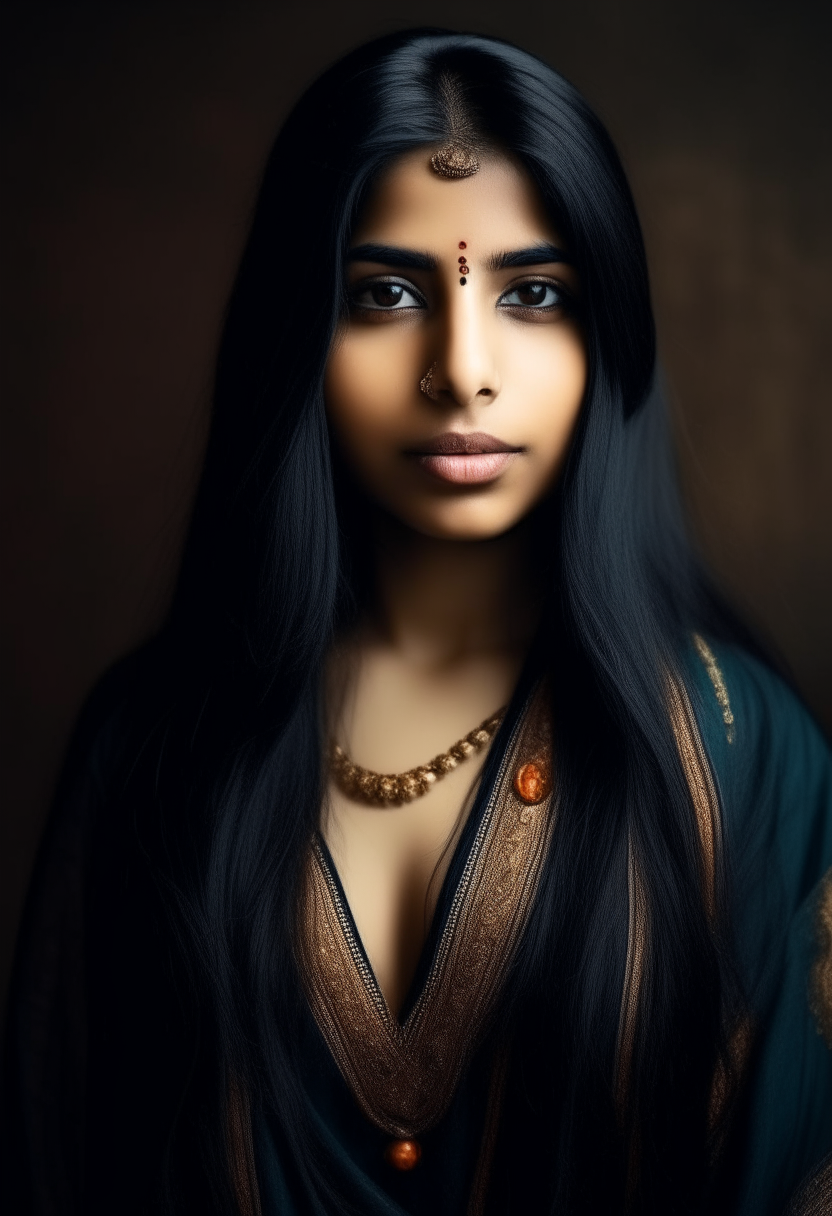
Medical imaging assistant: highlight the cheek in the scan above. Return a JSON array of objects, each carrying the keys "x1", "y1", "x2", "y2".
[
  {"x1": 325, "y1": 340, "x2": 395, "y2": 467},
  {"x1": 325, "y1": 332, "x2": 419, "y2": 448},
  {"x1": 512, "y1": 329, "x2": 587, "y2": 473}
]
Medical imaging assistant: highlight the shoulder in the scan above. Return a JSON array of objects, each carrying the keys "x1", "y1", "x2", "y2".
[
  {"x1": 683, "y1": 642, "x2": 832, "y2": 1211},
  {"x1": 682, "y1": 635, "x2": 831, "y2": 820}
]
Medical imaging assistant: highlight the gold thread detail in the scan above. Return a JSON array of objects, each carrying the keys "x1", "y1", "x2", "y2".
[
  {"x1": 667, "y1": 671, "x2": 753, "y2": 1139},
  {"x1": 666, "y1": 672, "x2": 722, "y2": 920},
  {"x1": 297, "y1": 685, "x2": 555, "y2": 1138},
  {"x1": 615, "y1": 841, "x2": 649, "y2": 1113},
  {"x1": 784, "y1": 1153, "x2": 832, "y2": 1215},
  {"x1": 810, "y1": 868, "x2": 832, "y2": 1048},
  {"x1": 692, "y1": 634, "x2": 735, "y2": 743}
]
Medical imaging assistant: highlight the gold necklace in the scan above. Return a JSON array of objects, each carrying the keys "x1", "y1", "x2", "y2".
[{"x1": 330, "y1": 707, "x2": 505, "y2": 806}]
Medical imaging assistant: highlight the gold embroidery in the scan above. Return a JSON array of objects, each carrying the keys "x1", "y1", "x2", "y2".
[
  {"x1": 692, "y1": 634, "x2": 735, "y2": 743},
  {"x1": 667, "y1": 672, "x2": 722, "y2": 920},
  {"x1": 616, "y1": 670, "x2": 724, "y2": 1107},
  {"x1": 810, "y1": 868, "x2": 832, "y2": 1047},
  {"x1": 296, "y1": 686, "x2": 555, "y2": 1138},
  {"x1": 227, "y1": 1076, "x2": 262, "y2": 1216},
  {"x1": 785, "y1": 1153, "x2": 832, "y2": 1215},
  {"x1": 615, "y1": 843, "x2": 649, "y2": 1109}
]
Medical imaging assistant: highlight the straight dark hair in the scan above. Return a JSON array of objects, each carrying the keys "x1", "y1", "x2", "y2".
[{"x1": 59, "y1": 28, "x2": 753, "y2": 1215}]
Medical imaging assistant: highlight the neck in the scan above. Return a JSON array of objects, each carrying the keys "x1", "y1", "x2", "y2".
[{"x1": 366, "y1": 511, "x2": 542, "y2": 669}]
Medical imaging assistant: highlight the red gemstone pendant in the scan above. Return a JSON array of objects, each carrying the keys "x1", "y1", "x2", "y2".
[
  {"x1": 385, "y1": 1139, "x2": 422, "y2": 1170},
  {"x1": 513, "y1": 762, "x2": 549, "y2": 805}
]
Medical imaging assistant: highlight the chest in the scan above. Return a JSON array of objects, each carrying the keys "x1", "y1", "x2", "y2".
[{"x1": 323, "y1": 751, "x2": 490, "y2": 1016}]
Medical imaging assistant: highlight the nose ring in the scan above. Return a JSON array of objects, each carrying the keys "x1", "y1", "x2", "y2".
[{"x1": 419, "y1": 362, "x2": 440, "y2": 400}]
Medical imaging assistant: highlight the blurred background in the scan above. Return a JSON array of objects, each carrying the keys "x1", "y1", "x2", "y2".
[{"x1": 2, "y1": 0, "x2": 830, "y2": 1011}]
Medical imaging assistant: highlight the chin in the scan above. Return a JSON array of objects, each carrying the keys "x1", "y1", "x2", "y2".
[{"x1": 397, "y1": 500, "x2": 534, "y2": 543}]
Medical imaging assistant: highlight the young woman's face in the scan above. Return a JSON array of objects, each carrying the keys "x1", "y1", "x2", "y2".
[{"x1": 325, "y1": 149, "x2": 586, "y2": 541}]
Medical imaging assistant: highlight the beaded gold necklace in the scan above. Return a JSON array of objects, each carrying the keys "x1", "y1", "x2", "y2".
[{"x1": 330, "y1": 707, "x2": 505, "y2": 806}]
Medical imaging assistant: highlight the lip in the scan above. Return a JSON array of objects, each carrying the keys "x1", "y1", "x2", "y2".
[{"x1": 405, "y1": 432, "x2": 522, "y2": 486}]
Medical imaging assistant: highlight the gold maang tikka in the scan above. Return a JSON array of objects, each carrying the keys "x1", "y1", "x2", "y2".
[{"x1": 429, "y1": 74, "x2": 480, "y2": 180}]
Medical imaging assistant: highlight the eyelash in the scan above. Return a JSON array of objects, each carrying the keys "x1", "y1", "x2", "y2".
[
  {"x1": 348, "y1": 277, "x2": 426, "y2": 312},
  {"x1": 347, "y1": 275, "x2": 574, "y2": 314},
  {"x1": 498, "y1": 279, "x2": 571, "y2": 312}
]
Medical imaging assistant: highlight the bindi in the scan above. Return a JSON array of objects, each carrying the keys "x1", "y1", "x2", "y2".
[{"x1": 458, "y1": 241, "x2": 469, "y2": 286}]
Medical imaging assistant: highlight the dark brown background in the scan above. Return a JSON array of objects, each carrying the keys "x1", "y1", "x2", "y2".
[{"x1": 2, "y1": 1, "x2": 830, "y2": 1013}]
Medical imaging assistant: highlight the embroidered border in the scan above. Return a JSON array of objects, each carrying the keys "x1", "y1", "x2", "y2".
[
  {"x1": 810, "y1": 868, "x2": 832, "y2": 1048},
  {"x1": 692, "y1": 633, "x2": 735, "y2": 743},
  {"x1": 615, "y1": 670, "x2": 724, "y2": 1104},
  {"x1": 296, "y1": 685, "x2": 555, "y2": 1138},
  {"x1": 785, "y1": 1152, "x2": 832, "y2": 1215}
]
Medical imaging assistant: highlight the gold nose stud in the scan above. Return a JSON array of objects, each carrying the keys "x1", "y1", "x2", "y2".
[{"x1": 419, "y1": 362, "x2": 439, "y2": 400}]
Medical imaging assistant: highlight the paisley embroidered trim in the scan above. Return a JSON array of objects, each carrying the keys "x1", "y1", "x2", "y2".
[
  {"x1": 810, "y1": 868, "x2": 832, "y2": 1048},
  {"x1": 692, "y1": 633, "x2": 735, "y2": 743},
  {"x1": 296, "y1": 685, "x2": 555, "y2": 1138}
]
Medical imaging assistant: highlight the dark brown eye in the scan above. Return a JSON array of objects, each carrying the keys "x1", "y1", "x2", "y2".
[
  {"x1": 499, "y1": 281, "x2": 565, "y2": 310},
  {"x1": 516, "y1": 283, "x2": 547, "y2": 306},
  {"x1": 371, "y1": 283, "x2": 404, "y2": 307},
  {"x1": 350, "y1": 279, "x2": 425, "y2": 311}
]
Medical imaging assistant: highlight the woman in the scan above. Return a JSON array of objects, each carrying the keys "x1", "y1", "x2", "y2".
[{"x1": 5, "y1": 28, "x2": 832, "y2": 1216}]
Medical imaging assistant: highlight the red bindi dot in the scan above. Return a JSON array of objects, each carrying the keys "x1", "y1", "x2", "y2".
[
  {"x1": 458, "y1": 241, "x2": 467, "y2": 249},
  {"x1": 459, "y1": 265, "x2": 469, "y2": 274},
  {"x1": 458, "y1": 256, "x2": 466, "y2": 264}
]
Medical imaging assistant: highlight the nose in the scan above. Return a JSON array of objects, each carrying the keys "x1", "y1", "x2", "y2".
[{"x1": 421, "y1": 285, "x2": 501, "y2": 408}]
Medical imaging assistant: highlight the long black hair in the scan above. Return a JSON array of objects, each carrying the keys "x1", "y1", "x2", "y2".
[{"x1": 64, "y1": 28, "x2": 752, "y2": 1216}]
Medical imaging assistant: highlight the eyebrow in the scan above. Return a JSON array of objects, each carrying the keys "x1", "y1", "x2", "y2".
[
  {"x1": 486, "y1": 243, "x2": 571, "y2": 270},
  {"x1": 345, "y1": 241, "x2": 571, "y2": 273},
  {"x1": 346, "y1": 243, "x2": 437, "y2": 271}
]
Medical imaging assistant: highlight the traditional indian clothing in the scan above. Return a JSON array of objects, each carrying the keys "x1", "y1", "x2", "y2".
[{"x1": 4, "y1": 638, "x2": 832, "y2": 1214}]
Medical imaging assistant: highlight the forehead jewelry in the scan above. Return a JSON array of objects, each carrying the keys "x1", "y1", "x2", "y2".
[
  {"x1": 429, "y1": 74, "x2": 480, "y2": 181},
  {"x1": 419, "y1": 362, "x2": 439, "y2": 400},
  {"x1": 458, "y1": 241, "x2": 469, "y2": 286}
]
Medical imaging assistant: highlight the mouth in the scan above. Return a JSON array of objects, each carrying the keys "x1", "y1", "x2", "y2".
[{"x1": 405, "y1": 431, "x2": 522, "y2": 486}]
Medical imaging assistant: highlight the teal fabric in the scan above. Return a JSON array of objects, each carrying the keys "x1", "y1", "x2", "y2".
[
  {"x1": 255, "y1": 642, "x2": 832, "y2": 1214},
  {"x1": 686, "y1": 642, "x2": 832, "y2": 1214},
  {"x1": 255, "y1": 1016, "x2": 493, "y2": 1216}
]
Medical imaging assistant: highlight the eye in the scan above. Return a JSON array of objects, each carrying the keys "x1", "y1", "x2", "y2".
[
  {"x1": 349, "y1": 277, "x2": 426, "y2": 311},
  {"x1": 498, "y1": 280, "x2": 568, "y2": 310}
]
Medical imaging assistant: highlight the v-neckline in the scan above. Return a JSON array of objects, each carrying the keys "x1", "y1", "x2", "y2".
[
  {"x1": 296, "y1": 682, "x2": 556, "y2": 1138},
  {"x1": 314, "y1": 747, "x2": 498, "y2": 1026}
]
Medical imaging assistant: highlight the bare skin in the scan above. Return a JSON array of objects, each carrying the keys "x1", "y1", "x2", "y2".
[{"x1": 323, "y1": 149, "x2": 586, "y2": 1015}]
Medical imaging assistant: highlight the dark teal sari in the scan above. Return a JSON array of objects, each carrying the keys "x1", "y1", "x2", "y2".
[
  {"x1": 3, "y1": 640, "x2": 831, "y2": 1214},
  {"x1": 250, "y1": 640, "x2": 832, "y2": 1215}
]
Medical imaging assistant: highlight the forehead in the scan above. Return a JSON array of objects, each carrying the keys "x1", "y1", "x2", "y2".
[{"x1": 351, "y1": 149, "x2": 560, "y2": 250}]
